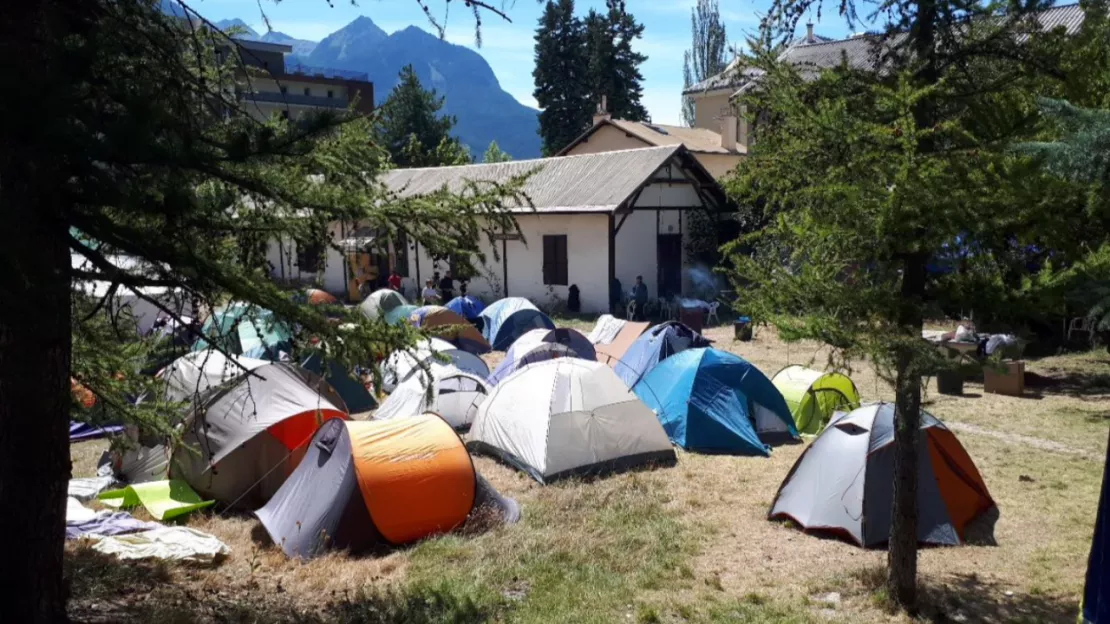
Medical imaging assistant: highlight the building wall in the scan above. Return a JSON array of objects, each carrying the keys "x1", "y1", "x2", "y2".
[
  {"x1": 562, "y1": 125, "x2": 651, "y2": 155},
  {"x1": 265, "y1": 222, "x2": 350, "y2": 297},
  {"x1": 692, "y1": 92, "x2": 733, "y2": 131},
  {"x1": 696, "y1": 153, "x2": 744, "y2": 179}
]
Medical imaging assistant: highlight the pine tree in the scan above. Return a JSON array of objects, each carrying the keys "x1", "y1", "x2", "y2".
[
  {"x1": 376, "y1": 64, "x2": 470, "y2": 167},
  {"x1": 483, "y1": 140, "x2": 513, "y2": 162},
  {"x1": 0, "y1": 1, "x2": 521, "y2": 620},
  {"x1": 585, "y1": 1, "x2": 648, "y2": 121},
  {"x1": 533, "y1": 0, "x2": 592, "y2": 155},
  {"x1": 728, "y1": 0, "x2": 1110, "y2": 611},
  {"x1": 682, "y1": 0, "x2": 728, "y2": 127}
]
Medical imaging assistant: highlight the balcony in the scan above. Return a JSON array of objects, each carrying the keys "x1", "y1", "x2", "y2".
[
  {"x1": 239, "y1": 91, "x2": 348, "y2": 109},
  {"x1": 285, "y1": 63, "x2": 369, "y2": 82}
]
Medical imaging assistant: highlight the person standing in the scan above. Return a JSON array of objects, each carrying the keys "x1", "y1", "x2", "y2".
[
  {"x1": 387, "y1": 269, "x2": 402, "y2": 292},
  {"x1": 421, "y1": 279, "x2": 439, "y2": 305},
  {"x1": 439, "y1": 271, "x2": 455, "y2": 303},
  {"x1": 632, "y1": 275, "x2": 649, "y2": 321}
]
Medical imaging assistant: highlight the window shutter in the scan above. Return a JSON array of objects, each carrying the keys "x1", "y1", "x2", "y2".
[{"x1": 557, "y1": 236, "x2": 568, "y2": 285}]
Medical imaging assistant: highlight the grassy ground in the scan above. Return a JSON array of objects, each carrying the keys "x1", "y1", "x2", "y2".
[{"x1": 67, "y1": 324, "x2": 1109, "y2": 623}]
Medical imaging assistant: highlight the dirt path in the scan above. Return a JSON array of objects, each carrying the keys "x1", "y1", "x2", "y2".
[{"x1": 947, "y1": 421, "x2": 1103, "y2": 461}]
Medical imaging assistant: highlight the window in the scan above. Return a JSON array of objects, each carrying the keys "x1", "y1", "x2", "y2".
[
  {"x1": 303, "y1": 87, "x2": 311, "y2": 96},
  {"x1": 296, "y1": 239, "x2": 324, "y2": 273},
  {"x1": 327, "y1": 89, "x2": 334, "y2": 99},
  {"x1": 280, "y1": 85, "x2": 288, "y2": 95},
  {"x1": 542, "y1": 235, "x2": 568, "y2": 286}
]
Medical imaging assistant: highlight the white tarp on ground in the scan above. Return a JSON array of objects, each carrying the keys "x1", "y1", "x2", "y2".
[
  {"x1": 68, "y1": 476, "x2": 117, "y2": 502},
  {"x1": 91, "y1": 527, "x2": 229, "y2": 564},
  {"x1": 468, "y1": 358, "x2": 675, "y2": 483},
  {"x1": 587, "y1": 314, "x2": 626, "y2": 345}
]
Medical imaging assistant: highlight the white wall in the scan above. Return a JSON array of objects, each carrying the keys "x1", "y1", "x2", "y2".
[
  {"x1": 265, "y1": 222, "x2": 350, "y2": 296},
  {"x1": 613, "y1": 209, "x2": 689, "y2": 301}
]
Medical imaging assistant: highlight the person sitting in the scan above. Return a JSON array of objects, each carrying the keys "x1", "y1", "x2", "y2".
[
  {"x1": 632, "y1": 275, "x2": 649, "y2": 321},
  {"x1": 421, "y1": 279, "x2": 439, "y2": 305},
  {"x1": 387, "y1": 269, "x2": 402, "y2": 292}
]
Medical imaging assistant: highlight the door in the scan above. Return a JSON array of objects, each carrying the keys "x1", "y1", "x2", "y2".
[{"x1": 657, "y1": 234, "x2": 683, "y2": 299}]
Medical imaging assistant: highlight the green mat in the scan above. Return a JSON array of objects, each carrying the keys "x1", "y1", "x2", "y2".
[{"x1": 99, "y1": 479, "x2": 214, "y2": 521}]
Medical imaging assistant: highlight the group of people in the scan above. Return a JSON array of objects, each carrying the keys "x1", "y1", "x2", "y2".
[{"x1": 418, "y1": 271, "x2": 467, "y2": 305}]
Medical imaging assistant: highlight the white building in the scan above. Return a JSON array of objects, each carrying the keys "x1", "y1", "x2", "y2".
[{"x1": 385, "y1": 145, "x2": 730, "y2": 314}]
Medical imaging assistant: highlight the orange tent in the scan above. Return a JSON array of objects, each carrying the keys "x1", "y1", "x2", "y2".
[
  {"x1": 256, "y1": 414, "x2": 519, "y2": 558},
  {"x1": 411, "y1": 305, "x2": 491, "y2": 354},
  {"x1": 304, "y1": 288, "x2": 339, "y2": 305}
]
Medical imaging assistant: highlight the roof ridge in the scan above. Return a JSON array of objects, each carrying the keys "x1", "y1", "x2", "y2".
[{"x1": 388, "y1": 144, "x2": 680, "y2": 174}]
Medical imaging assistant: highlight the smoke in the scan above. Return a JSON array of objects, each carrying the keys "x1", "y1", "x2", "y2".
[{"x1": 685, "y1": 264, "x2": 722, "y2": 299}]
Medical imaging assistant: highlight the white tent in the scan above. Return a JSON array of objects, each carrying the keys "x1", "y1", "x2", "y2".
[
  {"x1": 159, "y1": 350, "x2": 270, "y2": 403},
  {"x1": 375, "y1": 367, "x2": 491, "y2": 430},
  {"x1": 380, "y1": 337, "x2": 489, "y2": 393},
  {"x1": 467, "y1": 358, "x2": 676, "y2": 483}
]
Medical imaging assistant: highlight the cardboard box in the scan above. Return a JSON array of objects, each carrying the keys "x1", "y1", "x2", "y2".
[{"x1": 983, "y1": 360, "x2": 1025, "y2": 396}]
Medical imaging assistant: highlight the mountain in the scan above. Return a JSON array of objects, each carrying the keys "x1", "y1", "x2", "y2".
[
  {"x1": 214, "y1": 18, "x2": 258, "y2": 39},
  {"x1": 260, "y1": 31, "x2": 318, "y2": 60},
  {"x1": 306, "y1": 19, "x2": 540, "y2": 160}
]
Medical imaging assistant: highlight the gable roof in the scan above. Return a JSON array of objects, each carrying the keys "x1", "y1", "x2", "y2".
[
  {"x1": 556, "y1": 119, "x2": 746, "y2": 157},
  {"x1": 684, "y1": 2, "x2": 1086, "y2": 96},
  {"x1": 381, "y1": 145, "x2": 723, "y2": 214}
]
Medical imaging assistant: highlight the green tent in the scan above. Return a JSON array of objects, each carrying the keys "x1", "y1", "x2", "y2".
[{"x1": 770, "y1": 366, "x2": 861, "y2": 434}]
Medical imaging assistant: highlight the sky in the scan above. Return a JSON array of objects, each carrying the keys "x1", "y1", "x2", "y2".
[{"x1": 190, "y1": 0, "x2": 857, "y2": 126}]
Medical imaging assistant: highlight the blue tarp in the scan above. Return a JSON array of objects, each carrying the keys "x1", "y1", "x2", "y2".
[
  {"x1": 614, "y1": 322, "x2": 711, "y2": 388},
  {"x1": 446, "y1": 295, "x2": 486, "y2": 320},
  {"x1": 479, "y1": 298, "x2": 555, "y2": 351},
  {"x1": 634, "y1": 348, "x2": 797, "y2": 455},
  {"x1": 1084, "y1": 432, "x2": 1110, "y2": 623}
]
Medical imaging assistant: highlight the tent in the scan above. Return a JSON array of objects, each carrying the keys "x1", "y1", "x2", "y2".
[
  {"x1": 614, "y1": 322, "x2": 711, "y2": 389},
  {"x1": 379, "y1": 337, "x2": 490, "y2": 393},
  {"x1": 300, "y1": 353, "x2": 377, "y2": 414},
  {"x1": 115, "y1": 363, "x2": 349, "y2": 508},
  {"x1": 468, "y1": 358, "x2": 676, "y2": 483},
  {"x1": 479, "y1": 297, "x2": 555, "y2": 351},
  {"x1": 256, "y1": 415, "x2": 520, "y2": 558},
  {"x1": 589, "y1": 316, "x2": 650, "y2": 368},
  {"x1": 771, "y1": 366, "x2": 862, "y2": 434},
  {"x1": 193, "y1": 304, "x2": 292, "y2": 360},
  {"x1": 445, "y1": 295, "x2": 486, "y2": 321},
  {"x1": 359, "y1": 289, "x2": 408, "y2": 321},
  {"x1": 410, "y1": 306, "x2": 492, "y2": 355},
  {"x1": 487, "y1": 328, "x2": 595, "y2": 385},
  {"x1": 159, "y1": 350, "x2": 270, "y2": 403},
  {"x1": 375, "y1": 367, "x2": 491, "y2": 430},
  {"x1": 770, "y1": 403, "x2": 995, "y2": 547},
  {"x1": 384, "y1": 304, "x2": 419, "y2": 326},
  {"x1": 634, "y1": 348, "x2": 798, "y2": 455},
  {"x1": 1084, "y1": 431, "x2": 1110, "y2": 623},
  {"x1": 301, "y1": 288, "x2": 338, "y2": 306}
]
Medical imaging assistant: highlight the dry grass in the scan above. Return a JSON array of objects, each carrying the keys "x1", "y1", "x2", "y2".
[{"x1": 66, "y1": 324, "x2": 1107, "y2": 623}]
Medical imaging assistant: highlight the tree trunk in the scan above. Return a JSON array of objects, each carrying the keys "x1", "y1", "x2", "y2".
[
  {"x1": 0, "y1": 174, "x2": 73, "y2": 623},
  {"x1": 887, "y1": 334, "x2": 923, "y2": 610},
  {"x1": 0, "y1": 0, "x2": 76, "y2": 620}
]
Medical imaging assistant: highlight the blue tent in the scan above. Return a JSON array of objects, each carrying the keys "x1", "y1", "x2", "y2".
[
  {"x1": 446, "y1": 295, "x2": 486, "y2": 320},
  {"x1": 614, "y1": 322, "x2": 711, "y2": 389},
  {"x1": 634, "y1": 348, "x2": 798, "y2": 456},
  {"x1": 1084, "y1": 431, "x2": 1110, "y2": 623},
  {"x1": 479, "y1": 297, "x2": 555, "y2": 351},
  {"x1": 300, "y1": 353, "x2": 377, "y2": 414}
]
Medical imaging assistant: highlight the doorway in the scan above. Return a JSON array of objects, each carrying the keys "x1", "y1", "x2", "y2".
[{"x1": 657, "y1": 234, "x2": 683, "y2": 299}]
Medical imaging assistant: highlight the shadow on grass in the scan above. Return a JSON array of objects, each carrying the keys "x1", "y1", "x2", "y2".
[
  {"x1": 66, "y1": 545, "x2": 497, "y2": 624},
  {"x1": 1026, "y1": 364, "x2": 1110, "y2": 396},
  {"x1": 919, "y1": 572, "x2": 1079, "y2": 624}
]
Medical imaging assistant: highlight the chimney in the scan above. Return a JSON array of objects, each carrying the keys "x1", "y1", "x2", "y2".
[
  {"x1": 806, "y1": 22, "x2": 815, "y2": 44},
  {"x1": 593, "y1": 95, "x2": 611, "y2": 125},
  {"x1": 720, "y1": 113, "x2": 738, "y2": 151}
]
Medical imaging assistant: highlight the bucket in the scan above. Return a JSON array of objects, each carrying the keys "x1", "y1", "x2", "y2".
[
  {"x1": 734, "y1": 317, "x2": 752, "y2": 342},
  {"x1": 936, "y1": 370, "x2": 964, "y2": 396}
]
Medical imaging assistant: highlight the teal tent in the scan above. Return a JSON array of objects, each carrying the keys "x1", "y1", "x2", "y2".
[{"x1": 193, "y1": 304, "x2": 292, "y2": 360}]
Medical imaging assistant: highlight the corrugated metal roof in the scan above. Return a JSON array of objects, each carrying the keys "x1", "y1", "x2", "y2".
[
  {"x1": 381, "y1": 146, "x2": 683, "y2": 214},
  {"x1": 687, "y1": 3, "x2": 1086, "y2": 94}
]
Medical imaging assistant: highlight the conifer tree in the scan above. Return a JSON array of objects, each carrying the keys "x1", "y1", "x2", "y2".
[
  {"x1": 483, "y1": 140, "x2": 513, "y2": 162},
  {"x1": 585, "y1": 1, "x2": 648, "y2": 121},
  {"x1": 533, "y1": 0, "x2": 592, "y2": 155},
  {"x1": 682, "y1": 0, "x2": 729, "y2": 127},
  {"x1": 376, "y1": 64, "x2": 470, "y2": 167}
]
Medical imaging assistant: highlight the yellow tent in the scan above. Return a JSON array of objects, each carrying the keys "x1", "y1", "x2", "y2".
[{"x1": 771, "y1": 366, "x2": 861, "y2": 434}]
